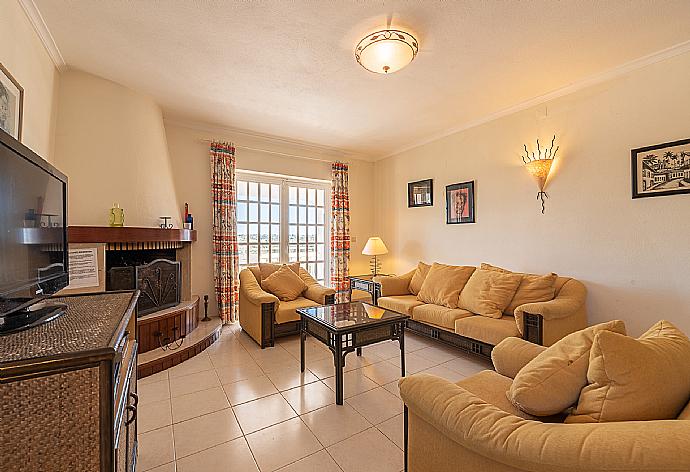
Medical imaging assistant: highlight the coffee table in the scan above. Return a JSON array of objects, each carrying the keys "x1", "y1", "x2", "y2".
[{"x1": 297, "y1": 302, "x2": 409, "y2": 405}]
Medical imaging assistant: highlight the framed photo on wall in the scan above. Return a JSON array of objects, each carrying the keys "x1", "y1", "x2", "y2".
[
  {"x1": 408, "y1": 179, "x2": 433, "y2": 207},
  {"x1": 631, "y1": 138, "x2": 690, "y2": 199},
  {"x1": 0, "y1": 63, "x2": 24, "y2": 141},
  {"x1": 446, "y1": 181, "x2": 475, "y2": 224}
]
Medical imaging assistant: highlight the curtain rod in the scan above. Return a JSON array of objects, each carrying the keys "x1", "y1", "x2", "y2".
[{"x1": 200, "y1": 138, "x2": 350, "y2": 164}]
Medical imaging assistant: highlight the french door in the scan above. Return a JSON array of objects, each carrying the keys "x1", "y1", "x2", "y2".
[{"x1": 236, "y1": 171, "x2": 330, "y2": 285}]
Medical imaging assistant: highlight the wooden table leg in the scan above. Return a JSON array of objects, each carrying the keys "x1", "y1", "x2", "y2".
[
  {"x1": 399, "y1": 323, "x2": 406, "y2": 377},
  {"x1": 334, "y1": 334, "x2": 344, "y2": 405},
  {"x1": 300, "y1": 320, "x2": 306, "y2": 373}
]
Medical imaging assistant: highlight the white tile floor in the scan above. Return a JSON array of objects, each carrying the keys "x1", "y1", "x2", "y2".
[{"x1": 137, "y1": 323, "x2": 493, "y2": 472}]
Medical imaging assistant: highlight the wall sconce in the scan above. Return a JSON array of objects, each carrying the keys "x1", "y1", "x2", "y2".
[{"x1": 522, "y1": 135, "x2": 559, "y2": 213}]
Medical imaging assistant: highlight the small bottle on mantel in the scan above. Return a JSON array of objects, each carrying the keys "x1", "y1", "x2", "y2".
[{"x1": 183, "y1": 203, "x2": 193, "y2": 230}]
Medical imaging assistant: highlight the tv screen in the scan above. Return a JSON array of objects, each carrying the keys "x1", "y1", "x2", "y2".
[{"x1": 0, "y1": 132, "x2": 68, "y2": 317}]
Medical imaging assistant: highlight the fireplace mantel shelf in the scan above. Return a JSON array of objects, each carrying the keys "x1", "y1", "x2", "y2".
[{"x1": 68, "y1": 226, "x2": 197, "y2": 244}]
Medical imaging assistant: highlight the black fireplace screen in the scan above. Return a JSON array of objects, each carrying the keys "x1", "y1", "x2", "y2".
[{"x1": 135, "y1": 259, "x2": 181, "y2": 316}]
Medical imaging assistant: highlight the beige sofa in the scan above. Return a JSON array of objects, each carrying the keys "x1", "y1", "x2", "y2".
[
  {"x1": 239, "y1": 266, "x2": 335, "y2": 348},
  {"x1": 375, "y1": 264, "x2": 587, "y2": 356},
  {"x1": 400, "y1": 337, "x2": 690, "y2": 472}
]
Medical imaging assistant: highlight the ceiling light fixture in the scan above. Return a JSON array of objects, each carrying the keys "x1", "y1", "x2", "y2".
[{"x1": 355, "y1": 29, "x2": 419, "y2": 74}]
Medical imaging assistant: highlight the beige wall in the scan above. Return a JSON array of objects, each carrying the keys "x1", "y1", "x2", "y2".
[
  {"x1": 0, "y1": 0, "x2": 60, "y2": 160},
  {"x1": 374, "y1": 51, "x2": 690, "y2": 336},
  {"x1": 53, "y1": 70, "x2": 180, "y2": 227},
  {"x1": 164, "y1": 121, "x2": 376, "y2": 316}
]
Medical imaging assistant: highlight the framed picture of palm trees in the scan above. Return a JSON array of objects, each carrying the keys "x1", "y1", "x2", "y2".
[{"x1": 632, "y1": 138, "x2": 690, "y2": 199}]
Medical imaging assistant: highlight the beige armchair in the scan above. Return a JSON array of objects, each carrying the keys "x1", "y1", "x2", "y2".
[
  {"x1": 399, "y1": 337, "x2": 690, "y2": 472},
  {"x1": 239, "y1": 266, "x2": 335, "y2": 348}
]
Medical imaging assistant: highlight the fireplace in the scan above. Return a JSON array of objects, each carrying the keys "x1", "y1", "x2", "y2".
[{"x1": 106, "y1": 249, "x2": 181, "y2": 316}]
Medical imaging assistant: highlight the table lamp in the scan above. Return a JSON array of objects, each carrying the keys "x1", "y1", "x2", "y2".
[{"x1": 362, "y1": 237, "x2": 388, "y2": 276}]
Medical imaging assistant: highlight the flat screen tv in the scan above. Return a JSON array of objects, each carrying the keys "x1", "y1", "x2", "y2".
[{"x1": 0, "y1": 130, "x2": 69, "y2": 334}]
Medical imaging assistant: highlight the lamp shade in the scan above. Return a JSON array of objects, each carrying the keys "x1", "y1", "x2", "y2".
[
  {"x1": 362, "y1": 237, "x2": 389, "y2": 256},
  {"x1": 525, "y1": 158, "x2": 554, "y2": 191}
]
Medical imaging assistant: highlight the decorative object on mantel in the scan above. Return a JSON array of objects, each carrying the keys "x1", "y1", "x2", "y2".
[
  {"x1": 446, "y1": 181, "x2": 475, "y2": 224},
  {"x1": 408, "y1": 178, "x2": 433, "y2": 207},
  {"x1": 631, "y1": 138, "x2": 690, "y2": 199},
  {"x1": 522, "y1": 135, "x2": 558, "y2": 214},
  {"x1": 0, "y1": 62, "x2": 24, "y2": 141},
  {"x1": 159, "y1": 216, "x2": 173, "y2": 228},
  {"x1": 109, "y1": 203, "x2": 125, "y2": 226},
  {"x1": 362, "y1": 237, "x2": 389, "y2": 275},
  {"x1": 183, "y1": 202, "x2": 194, "y2": 229},
  {"x1": 202, "y1": 294, "x2": 211, "y2": 322},
  {"x1": 355, "y1": 29, "x2": 419, "y2": 74}
]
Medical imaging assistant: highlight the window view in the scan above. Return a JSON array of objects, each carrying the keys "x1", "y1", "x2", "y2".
[{"x1": 236, "y1": 172, "x2": 330, "y2": 285}]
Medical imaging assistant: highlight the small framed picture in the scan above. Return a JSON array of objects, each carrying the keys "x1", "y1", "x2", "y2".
[
  {"x1": 0, "y1": 63, "x2": 24, "y2": 141},
  {"x1": 408, "y1": 179, "x2": 433, "y2": 207},
  {"x1": 446, "y1": 181, "x2": 475, "y2": 224},
  {"x1": 631, "y1": 138, "x2": 690, "y2": 199}
]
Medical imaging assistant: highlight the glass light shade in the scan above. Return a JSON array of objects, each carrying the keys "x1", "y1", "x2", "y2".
[
  {"x1": 356, "y1": 30, "x2": 419, "y2": 74},
  {"x1": 362, "y1": 237, "x2": 389, "y2": 255},
  {"x1": 525, "y1": 159, "x2": 554, "y2": 191}
]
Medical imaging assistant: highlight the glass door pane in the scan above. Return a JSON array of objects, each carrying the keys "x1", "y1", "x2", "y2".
[{"x1": 236, "y1": 173, "x2": 328, "y2": 286}]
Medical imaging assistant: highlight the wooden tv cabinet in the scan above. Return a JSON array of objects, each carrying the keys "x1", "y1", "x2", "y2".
[{"x1": 0, "y1": 291, "x2": 139, "y2": 472}]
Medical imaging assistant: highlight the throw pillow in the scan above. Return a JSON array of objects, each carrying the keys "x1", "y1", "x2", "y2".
[
  {"x1": 416, "y1": 263, "x2": 475, "y2": 309},
  {"x1": 508, "y1": 320, "x2": 626, "y2": 416},
  {"x1": 480, "y1": 263, "x2": 557, "y2": 314},
  {"x1": 458, "y1": 269, "x2": 522, "y2": 318},
  {"x1": 259, "y1": 262, "x2": 300, "y2": 289},
  {"x1": 566, "y1": 320, "x2": 690, "y2": 423},
  {"x1": 408, "y1": 262, "x2": 431, "y2": 295},
  {"x1": 262, "y1": 264, "x2": 308, "y2": 301}
]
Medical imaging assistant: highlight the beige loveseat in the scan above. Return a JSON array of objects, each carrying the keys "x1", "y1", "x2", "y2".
[
  {"x1": 400, "y1": 333, "x2": 690, "y2": 472},
  {"x1": 375, "y1": 262, "x2": 587, "y2": 356},
  {"x1": 239, "y1": 265, "x2": 335, "y2": 348}
]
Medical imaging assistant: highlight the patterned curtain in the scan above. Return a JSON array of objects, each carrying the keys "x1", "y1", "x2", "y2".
[
  {"x1": 330, "y1": 162, "x2": 350, "y2": 303},
  {"x1": 210, "y1": 142, "x2": 239, "y2": 323}
]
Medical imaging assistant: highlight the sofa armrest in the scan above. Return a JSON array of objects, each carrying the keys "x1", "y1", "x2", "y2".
[
  {"x1": 304, "y1": 284, "x2": 336, "y2": 304},
  {"x1": 239, "y1": 269, "x2": 279, "y2": 306},
  {"x1": 400, "y1": 373, "x2": 690, "y2": 472},
  {"x1": 491, "y1": 337, "x2": 546, "y2": 379},
  {"x1": 514, "y1": 279, "x2": 586, "y2": 322},
  {"x1": 374, "y1": 269, "x2": 415, "y2": 297}
]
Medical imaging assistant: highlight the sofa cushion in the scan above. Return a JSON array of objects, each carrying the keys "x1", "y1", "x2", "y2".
[
  {"x1": 508, "y1": 320, "x2": 626, "y2": 417},
  {"x1": 417, "y1": 263, "x2": 475, "y2": 308},
  {"x1": 480, "y1": 263, "x2": 557, "y2": 315},
  {"x1": 275, "y1": 297, "x2": 319, "y2": 324},
  {"x1": 259, "y1": 262, "x2": 300, "y2": 289},
  {"x1": 411, "y1": 304, "x2": 473, "y2": 331},
  {"x1": 456, "y1": 370, "x2": 538, "y2": 421},
  {"x1": 566, "y1": 320, "x2": 690, "y2": 423},
  {"x1": 408, "y1": 262, "x2": 431, "y2": 295},
  {"x1": 378, "y1": 295, "x2": 424, "y2": 315},
  {"x1": 454, "y1": 315, "x2": 520, "y2": 346},
  {"x1": 458, "y1": 269, "x2": 522, "y2": 318},
  {"x1": 262, "y1": 264, "x2": 308, "y2": 301}
]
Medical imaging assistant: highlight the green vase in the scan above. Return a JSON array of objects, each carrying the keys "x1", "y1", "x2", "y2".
[{"x1": 109, "y1": 203, "x2": 125, "y2": 227}]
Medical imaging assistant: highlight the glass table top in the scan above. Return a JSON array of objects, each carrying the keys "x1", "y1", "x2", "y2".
[{"x1": 297, "y1": 302, "x2": 408, "y2": 330}]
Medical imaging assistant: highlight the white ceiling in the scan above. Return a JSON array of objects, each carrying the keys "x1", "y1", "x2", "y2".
[{"x1": 32, "y1": 0, "x2": 690, "y2": 159}]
